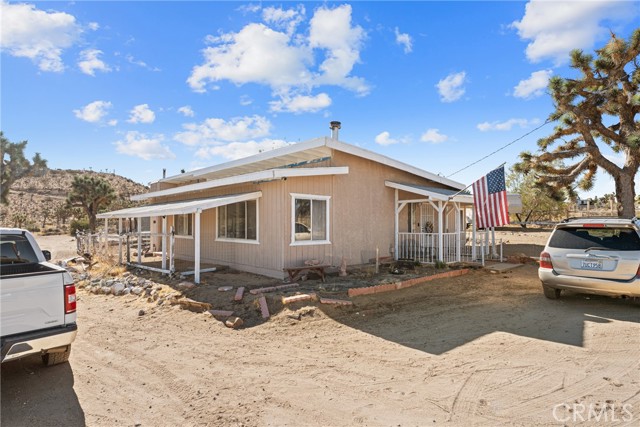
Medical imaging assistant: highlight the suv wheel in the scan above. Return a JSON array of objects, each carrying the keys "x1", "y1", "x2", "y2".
[{"x1": 542, "y1": 284, "x2": 561, "y2": 300}]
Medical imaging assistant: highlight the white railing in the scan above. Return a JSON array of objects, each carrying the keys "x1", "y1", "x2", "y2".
[{"x1": 398, "y1": 230, "x2": 502, "y2": 265}]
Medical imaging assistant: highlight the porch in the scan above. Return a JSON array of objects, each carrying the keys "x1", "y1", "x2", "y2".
[{"x1": 387, "y1": 181, "x2": 501, "y2": 265}]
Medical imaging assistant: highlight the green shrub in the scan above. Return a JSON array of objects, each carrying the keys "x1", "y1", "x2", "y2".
[{"x1": 69, "y1": 219, "x2": 90, "y2": 236}]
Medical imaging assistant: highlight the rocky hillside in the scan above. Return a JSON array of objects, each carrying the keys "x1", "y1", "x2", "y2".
[{"x1": 0, "y1": 169, "x2": 148, "y2": 232}]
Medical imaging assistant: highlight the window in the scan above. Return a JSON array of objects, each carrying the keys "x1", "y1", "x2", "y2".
[
  {"x1": 218, "y1": 200, "x2": 257, "y2": 241},
  {"x1": 174, "y1": 214, "x2": 193, "y2": 236},
  {"x1": 292, "y1": 194, "x2": 330, "y2": 244}
]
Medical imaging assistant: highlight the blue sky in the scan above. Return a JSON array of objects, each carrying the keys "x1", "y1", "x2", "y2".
[{"x1": 2, "y1": 1, "x2": 639, "y2": 199}]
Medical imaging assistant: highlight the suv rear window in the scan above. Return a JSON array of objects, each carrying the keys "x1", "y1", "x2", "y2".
[{"x1": 548, "y1": 227, "x2": 640, "y2": 251}]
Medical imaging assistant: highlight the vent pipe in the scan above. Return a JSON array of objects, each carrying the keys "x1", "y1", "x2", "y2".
[
  {"x1": 330, "y1": 121, "x2": 341, "y2": 140},
  {"x1": 162, "y1": 168, "x2": 166, "y2": 179}
]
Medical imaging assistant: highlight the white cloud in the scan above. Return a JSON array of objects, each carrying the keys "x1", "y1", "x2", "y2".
[
  {"x1": 511, "y1": 0, "x2": 637, "y2": 64},
  {"x1": 188, "y1": 23, "x2": 312, "y2": 93},
  {"x1": 269, "y1": 92, "x2": 331, "y2": 113},
  {"x1": 0, "y1": 1, "x2": 81, "y2": 72},
  {"x1": 394, "y1": 27, "x2": 413, "y2": 53},
  {"x1": 178, "y1": 106, "x2": 195, "y2": 117},
  {"x1": 195, "y1": 139, "x2": 290, "y2": 160},
  {"x1": 309, "y1": 5, "x2": 369, "y2": 95},
  {"x1": 107, "y1": 119, "x2": 118, "y2": 126},
  {"x1": 262, "y1": 5, "x2": 305, "y2": 35},
  {"x1": 73, "y1": 100, "x2": 112, "y2": 123},
  {"x1": 174, "y1": 115, "x2": 272, "y2": 146},
  {"x1": 88, "y1": 22, "x2": 100, "y2": 31},
  {"x1": 127, "y1": 104, "x2": 156, "y2": 124},
  {"x1": 420, "y1": 129, "x2": 448, "y2": 144},
  {"x1": 187, "y1": 4, "x2": 368, "y2": 108},
  {"x1": 240, "y1": 95, "x2": 253, "y2": 106},
  {"x1": 513, "y1": 69, "x2": 552, "y2": 99},
  {"x1": 374, "y1": 131, "x2": 399, "y2": 146},
  {"x1": 477, "y1": 118, "x2": 539, "y2": 132},
  {"x1": 125, "y1": 54, "x2": 160, "y2": 71},
  {"x1": 78, "y1": 49, "x2": 111, "y2": 76},
  {"x1": 436, "y1": 71, "x2": 467, "y2": 103},
  {"x1": 115, "y1": 131, "x2": 175, "y2": 160}
]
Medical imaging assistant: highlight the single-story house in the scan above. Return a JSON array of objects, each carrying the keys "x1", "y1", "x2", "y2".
[{"x1": 98, "y1": 122, "x2": 487, "y2": 282}]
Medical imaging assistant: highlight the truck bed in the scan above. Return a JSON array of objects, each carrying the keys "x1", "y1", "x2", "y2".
[{"x1": 0, "y1": 262, "x2": 60, "y2": 277}]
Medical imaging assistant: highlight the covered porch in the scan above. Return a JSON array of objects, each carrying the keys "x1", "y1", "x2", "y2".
[
  {"x1": 96, "y1": 191, "x2": 262, "y2": 283},
  {"x1": 386, "y1": 181, "x2": 494, "y2": 264}
]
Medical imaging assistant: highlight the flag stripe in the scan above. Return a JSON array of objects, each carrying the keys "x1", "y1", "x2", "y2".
[{"x1": 472, "y1": 166, "x2": 509, "y2": 229}]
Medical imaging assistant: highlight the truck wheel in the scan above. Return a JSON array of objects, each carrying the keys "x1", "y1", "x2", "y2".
[
  {"x1": 42, "y1": 346, "x2": 71, "y2": 366},
  {"x1": 542, "y1": 284, "x2": 561, "y2": 300}
]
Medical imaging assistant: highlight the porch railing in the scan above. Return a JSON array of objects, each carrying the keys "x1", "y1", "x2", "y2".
[{"x1": 398, "y1": 231, "x2": 502, "y2": 265}]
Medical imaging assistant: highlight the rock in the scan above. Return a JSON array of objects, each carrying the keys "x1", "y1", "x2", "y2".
[
  {"x1": 122, "y1": 288, "x2": 131, "y2": 295},
  {"x1": 171, "y1": 298, "x2": 212, "y2": 313},
  {"x1": 218, "y1": 286, "x2": 233, "y2": 292},
  {"x1": 225, "y1": 317, "x2": 244, "y2": 329},
  {"x1": 111, "y1": 282, "x2": 126, "y2": 295},
  {"x1": 177, "y1": 281, "x2": 196, "y2": 290},
  {"x1": 138, "y1": 309, "x2": 145, "y2": 316},
  {"x1": 101, "y1": 286, "x2": 112, "y2": 294},
  {"x1": 131, "y1": 286, "x2": 144, "y2": 296}
]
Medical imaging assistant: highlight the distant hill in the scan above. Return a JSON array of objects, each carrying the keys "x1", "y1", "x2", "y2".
[{"x1": 0, "y1": 169, "x2": 148, "y2": 232}]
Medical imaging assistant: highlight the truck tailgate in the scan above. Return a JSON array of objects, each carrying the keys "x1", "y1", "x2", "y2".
[{"x1": 1, "y1": 271, "x2": 66, "y2": 337}]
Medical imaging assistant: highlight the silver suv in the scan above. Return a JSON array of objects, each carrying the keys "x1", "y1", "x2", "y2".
[{"x1": 539, "y1": 217, "x2": 640, "y2": 301}]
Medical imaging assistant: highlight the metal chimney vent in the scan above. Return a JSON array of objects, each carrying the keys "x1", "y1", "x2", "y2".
[{"x1": 330, "y1": 121, "x2": 341, "y2": 140}]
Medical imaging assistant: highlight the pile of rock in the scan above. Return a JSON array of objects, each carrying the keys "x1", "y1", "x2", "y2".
[{"x1": 73, "y1": 272, "x2": 182, "y2": 303}]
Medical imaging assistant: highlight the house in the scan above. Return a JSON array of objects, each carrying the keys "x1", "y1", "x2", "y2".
[{"x1": 98, "y1": 122, "x2": 480, "y2": 282}]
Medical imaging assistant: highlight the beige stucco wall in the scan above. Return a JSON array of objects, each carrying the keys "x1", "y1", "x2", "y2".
[{"x1": 147, "y1": 150, "x2": 460, "y2": 278}]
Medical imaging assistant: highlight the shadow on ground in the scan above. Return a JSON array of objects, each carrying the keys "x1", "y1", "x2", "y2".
[
  {"x1": 1, "y1": 354, "x2": 85, "y2": 427},
  {"x1": 320, "y1": 265, "x2": 640, "y2": 355}
]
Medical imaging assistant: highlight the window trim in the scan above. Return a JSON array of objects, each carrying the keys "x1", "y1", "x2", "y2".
[
  {"x1": 215, "y1": 199, "x2": 260, "y2": 244},
  {"x1": 290, "y1": 193, "x2": 331, "y2": 246},
  {"x1": 174, "y1": 213, "x2": 193, "y2": 239}
]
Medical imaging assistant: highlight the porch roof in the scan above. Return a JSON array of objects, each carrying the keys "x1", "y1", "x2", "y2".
[
  {"x1": 385, "y1": 181, "x2": 473, "y2": 203},
  {"x1": 97, "y1": 191, "x2": 262, "y2": 219}
]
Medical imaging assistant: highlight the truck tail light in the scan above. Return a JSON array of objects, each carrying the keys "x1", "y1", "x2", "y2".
[
  {"x1": 65, "y1": 284, "x2": 77, "y2": 314},
  {"x1": 636, "y1": 264, "x2": 640, "y2": 279},
  {"x1": 539, "y1": 252, "x2": 553, "y2": 269}
]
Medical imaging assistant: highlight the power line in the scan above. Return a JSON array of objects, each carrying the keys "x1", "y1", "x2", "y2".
[{"x1": 446, "y1": 119, "x2": 552, "y2": 178}]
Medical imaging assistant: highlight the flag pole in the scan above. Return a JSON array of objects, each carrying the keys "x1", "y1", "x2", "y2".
[{"x1": 447, "y1": 162, "x2": 507, "y2": 200}]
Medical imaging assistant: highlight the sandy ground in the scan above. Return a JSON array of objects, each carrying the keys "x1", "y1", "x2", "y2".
[{"x1": 2, "y1": 231, "x2": 639, "y2": 426}]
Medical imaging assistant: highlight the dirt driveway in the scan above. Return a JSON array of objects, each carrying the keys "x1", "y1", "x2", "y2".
[{"x1": 2, "y1": 233, "x2": 639, "y2": 426}]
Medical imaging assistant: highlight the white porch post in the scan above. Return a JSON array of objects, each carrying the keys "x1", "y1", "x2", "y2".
[
  {"x1": 454, "y1": 203, "x2": 461, "y2": 262},
  {"x1": 169, "y1": 226, "x2": 175, "y2": 274},
  {"x1": 103, "y1": 218, "x2": 108, "y2": 252},
  {"x1": 161, "y1": 216, "x2": 167, "y2": 270},
  {"x1": 137, "y1": 218, "x2": 142, "y2": 264},
  {"x1": 438, "y1": 201, "x2": 443, "y2": 262},
  {"x1": 194, "y1": 210, "x2": 201, "y2": 284},
  {"x1": 118, "y1": 218, "x2": 123, "y2": 265},
  {"x1": 472, "y1": 207, "x2": 477, "y2": 260},
  {"x1": 394, "y1": 189, "x2": 399, "y2": 260}
]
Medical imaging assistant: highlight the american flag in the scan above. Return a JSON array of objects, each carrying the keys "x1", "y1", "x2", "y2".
[{"x1": 472, "y1": 166, "x2": 509, "y2": 229}]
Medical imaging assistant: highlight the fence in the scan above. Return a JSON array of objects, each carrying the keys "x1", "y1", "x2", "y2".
[{"x1": 397, "y1": 231, "x2": 502, "y2": 265}]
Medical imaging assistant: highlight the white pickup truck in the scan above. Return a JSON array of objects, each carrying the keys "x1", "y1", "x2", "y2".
[{"x1": 1, "y1": 228, "x2": 77, "y2": 366}]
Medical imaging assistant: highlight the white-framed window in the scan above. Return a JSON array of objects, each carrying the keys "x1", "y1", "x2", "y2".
[
  {"x1": 217, "y1": 200, "x2": 258, "y2": 242},
  {"x1": 174, "y1": 214, "x2": 193, "y2": 236},
  {"x1": 291, "y1": 193, "x2": 330, "y2": 245}
]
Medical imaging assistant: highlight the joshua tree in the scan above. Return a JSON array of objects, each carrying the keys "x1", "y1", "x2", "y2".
[
  {"x1": 66, "y1": 175, "x2": 116, "y2": 232},
  {"x1": 0, "y1": 132, "x2": 47, "y2": 205},
  {"x1": 515, "y1": 29, "x2": 640, "y2": 217}
]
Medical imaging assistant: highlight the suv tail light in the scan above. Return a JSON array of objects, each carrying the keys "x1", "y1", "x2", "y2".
[
  {"x1": 64, "y1": 284, "x2": 77, "y2": 314},
  {"x1": 636, "y1": 264, "x2": 640, "y2": 279},
  {"x1": 539, "y1": 252, "x2": 553, "y2": 269}
]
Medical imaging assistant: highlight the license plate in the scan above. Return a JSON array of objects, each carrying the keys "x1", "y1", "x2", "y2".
[{"x1": 581, "y1": 260, "x2": 603, "y2": 270}]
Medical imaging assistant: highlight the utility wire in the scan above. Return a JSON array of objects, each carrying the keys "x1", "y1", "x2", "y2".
[{"x1": 446, "y1": 119, "x2": 552, "y2": 178}]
